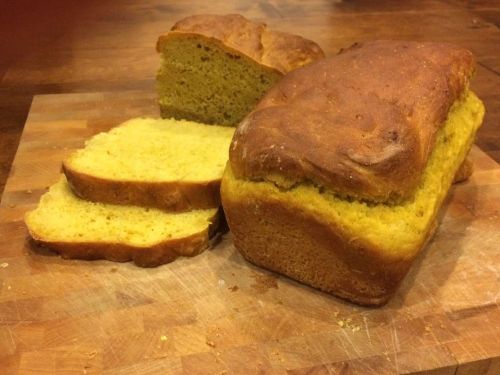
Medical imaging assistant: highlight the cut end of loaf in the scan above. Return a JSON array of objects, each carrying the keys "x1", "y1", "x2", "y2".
[
  {"x1": 155, "y1": 14, "x2": 325, "y2": 126},
  {"x1": 156, "y1": 33, "x2": 283, "y2": 126}
]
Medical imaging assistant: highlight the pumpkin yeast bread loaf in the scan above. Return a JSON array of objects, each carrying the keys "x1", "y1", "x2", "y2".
[
  {"x1": 63, "y1": 118, "x2": 234, "y2": 211},
  {"x1": 25, "y1": 177, "x2": 219, "y2": 267},
  {"x1": 156, "y1": 14, "x2": 325, "y2": 126},
  {"x1": 221, "y1": 41, "x2": 485, "y2": 306}
]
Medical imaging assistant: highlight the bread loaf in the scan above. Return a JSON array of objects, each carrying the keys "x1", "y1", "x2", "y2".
[
  {"x1": 156, "y1": 14, "x2": 325, "y2": 126},
  {"x1": 63, "y1": 117, "x2": 234, "y2": 211},
  {"x1": 221, "y1": 41, "x2": 485, "y2": 306},
  {"x1": 26, "y1": 177, "x2": 219, "y2": 267}
]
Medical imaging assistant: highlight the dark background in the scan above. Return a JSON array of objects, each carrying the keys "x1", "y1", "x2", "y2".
[{"x1": 1, "y1": 0, "x2": 499, "y2": 195}]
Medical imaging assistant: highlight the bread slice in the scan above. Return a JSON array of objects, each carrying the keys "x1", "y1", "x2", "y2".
[
  {"x1": 63, "y1": 117, "x2": 234, "y2": 211},
  {"x1": 156, "y1": 14, "x2": 325, "y2": 126},
  {"x1": 25, "y1": 176, "x2": 219, "y2": 267},
  {"x1": 222, "y1": 41, "x2": 485, "y2": 306}
]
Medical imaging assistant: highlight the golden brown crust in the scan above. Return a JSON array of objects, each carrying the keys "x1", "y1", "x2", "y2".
[
  {"x1": 157, "y1": 14, "x2": 325, "y2": 74},
  {"x1": 221, "y1": 182, "x2": 422, "y2": 306},
  {"x1": 28, "y1": 211, "x2": 220, "y2": 267},
  {"x1": 62, "y1": 162, "x2": 221, "y2": 211},
  {"x1": 230, "y1": 40, "x2": 475, "y2": 203},
  {"x1": 453, "y1": 156, "x2": 474, "y2": 183}
]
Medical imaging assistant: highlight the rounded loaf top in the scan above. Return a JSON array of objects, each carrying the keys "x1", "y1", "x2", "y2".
[
  {"x1": 229, "y1": 40, "x2": 475, "y2": 203},
  {"x1": 157, "y1": 13, "x2": 325, "y2": 75}
]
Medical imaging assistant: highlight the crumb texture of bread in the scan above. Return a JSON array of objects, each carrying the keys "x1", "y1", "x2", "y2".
[
  {"x1": 156, "y1": 14, "x2": 325, "y2": 126},
  {"x1": 25, "y1": 176, "x2": 218, "y2": 267},
  {"x1": 230, "y1": 40, "x2": 476, "y2": 202},
  {"x1": 63, "y1": 117, "x2": 234, "y2": 210},
  {"x1": 221, "y1": 91, "x2": 485, "y2": 305}
]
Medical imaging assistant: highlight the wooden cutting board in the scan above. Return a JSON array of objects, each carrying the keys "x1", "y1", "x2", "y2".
[{"x1": 0, "y1": 92, "x2": 499, "y2": 375}]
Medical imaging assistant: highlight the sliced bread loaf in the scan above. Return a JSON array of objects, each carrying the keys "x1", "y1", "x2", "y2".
[
  {"x1": 156, "y1": 14, "x2": 325, "y2": 126},
  {"x1": 25, "y1": 176, "x2": 219, "y2": 267},
  {"x1": 63, "y1": 117, "x2": 234, "y2": 211}
]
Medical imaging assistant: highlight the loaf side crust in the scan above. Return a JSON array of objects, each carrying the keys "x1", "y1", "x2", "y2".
[
  {"x1": 157, "y1": 14, "x2": 325, "y2": 74},
  {"x1": 63, "y1": 162, "x2": 222, "y2": 211},
  {"x1": 27, "y1": 210, "x2": 220, "y2": 267},
  {"x1": 157, "y1": 32, "x2": 285, "y2": 77},
  {"x1": 221, "y1": 175, "x2": 426, "y2": 306},
  {"x1": 230, "y1": 41, "x2": 475, "y2": 203}
]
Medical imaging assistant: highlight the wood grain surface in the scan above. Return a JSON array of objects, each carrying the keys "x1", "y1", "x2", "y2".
[
  {"x1": 1, "y1": 0, "x2": 500, "y2": 197},
  {"x1": 0, "y1": 92, "x2": 499, "y2": 374}
]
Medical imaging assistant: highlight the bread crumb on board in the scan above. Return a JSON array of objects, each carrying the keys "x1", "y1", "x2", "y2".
[
  {"x1": 336, "y1": 317, "x2": 361, "y2": 332},
  {"x1": 206, "y1": 340, "x2": 216, "y2": 348}
]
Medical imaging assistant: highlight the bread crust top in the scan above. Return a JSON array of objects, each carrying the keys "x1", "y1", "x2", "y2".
[
  {"x1": 156, "y1": 14, "x2": 325, "y2": 74},
  {"x1": 229, "y1": 40, "x2": 475, "y2": 202}
]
